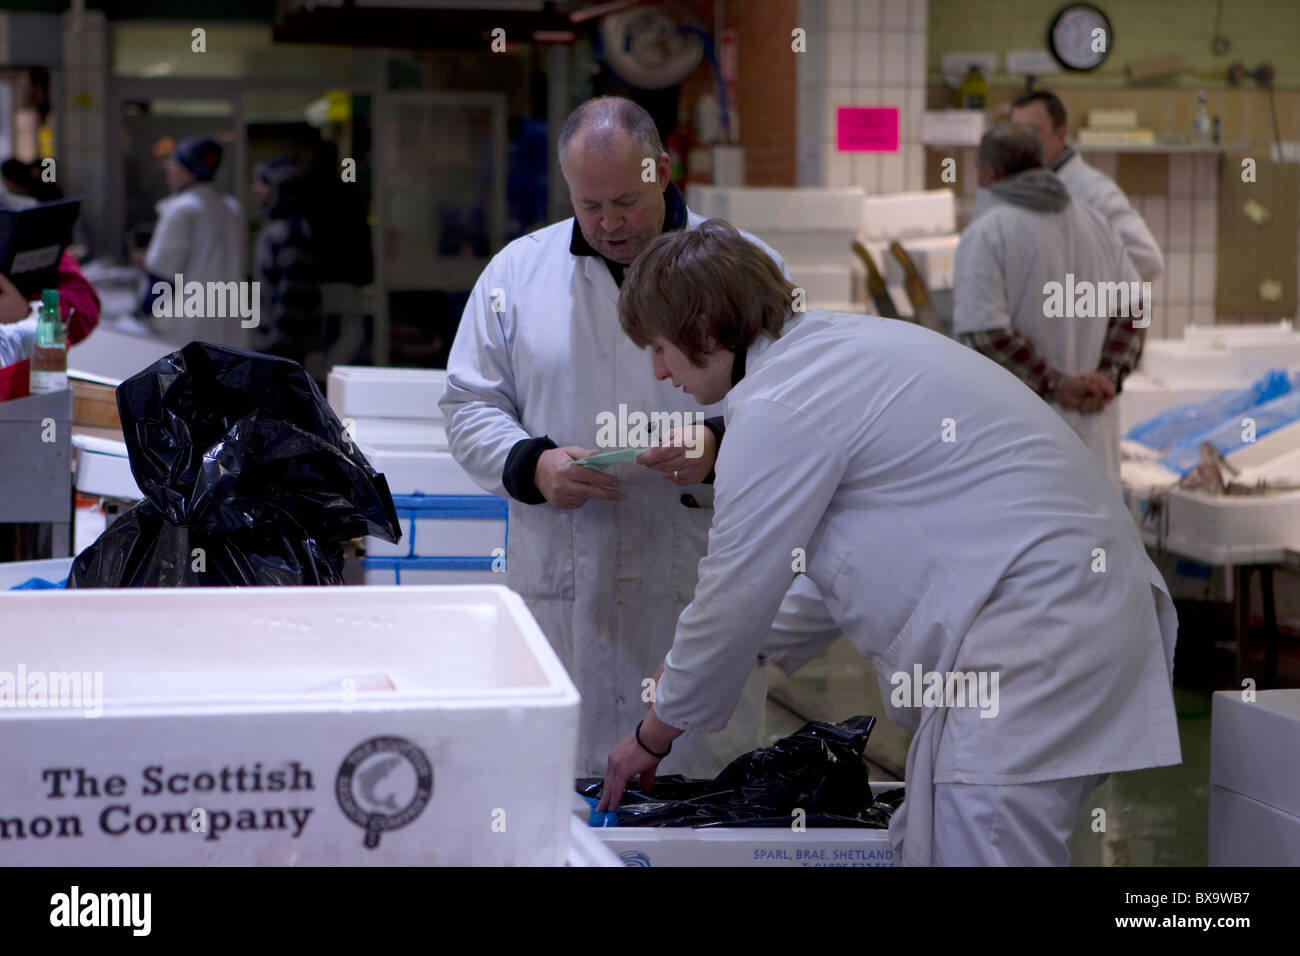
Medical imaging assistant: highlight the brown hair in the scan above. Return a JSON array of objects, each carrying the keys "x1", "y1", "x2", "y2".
[
  {"x1": 619, "y1": 219, "x2": 793, "y2": 367},
  {"x1": 1011, "y1": 89, "x2": 1067, "y2": 130}
]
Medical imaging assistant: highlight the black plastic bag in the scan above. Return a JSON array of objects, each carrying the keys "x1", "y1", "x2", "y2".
[
  {"x1": 69, "y1": 341, "x2": 400, "y2": 587},
  {"x1": 579, "y1": 715, "x2": 903, "y2": 828}
]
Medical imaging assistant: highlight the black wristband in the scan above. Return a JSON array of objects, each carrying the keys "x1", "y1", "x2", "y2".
[{"x1": 635, "y1": 719, "x2": 671, "y2": 759}]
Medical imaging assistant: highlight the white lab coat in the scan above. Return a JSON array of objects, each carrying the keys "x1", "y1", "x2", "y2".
[
  {"x1": 143, "y1": 183, "x2": 246, "y2": 348},
  {"x1": 652, "y1": 311, "x2": 1181, "y2": 866},
  {"x1": 953, "y1": 188, "x2": 1138, "y2": 491},
  {"x1": 1056, "y1": 151, "x2": 1164, "y2": 281},
  {"x1": 440, "y1": 209, "x2": 785, "y2": 777}
]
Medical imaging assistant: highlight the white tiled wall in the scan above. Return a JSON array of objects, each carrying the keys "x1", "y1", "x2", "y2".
[
  {"x1": 1140, "y1": 152, "x2": 1219, "y2": 339},
  {"x1": 798, "y1": 0, "x2": 928, "y2": 194}
]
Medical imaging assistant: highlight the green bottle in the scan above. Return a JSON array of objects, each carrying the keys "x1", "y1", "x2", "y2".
[{"x1": 29, "y1": 288, "x2": 67, "y2": 394}]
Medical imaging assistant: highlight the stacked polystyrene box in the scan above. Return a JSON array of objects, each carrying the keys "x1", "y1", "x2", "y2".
[
  {"x1": 859, "y1": 189, "x2": 959, "y2": 317},
  {"x1": 1210, "y1": 690, "x2": 1300, "y2": 865},
  {"x1": 687, "y1": 186, "x2": 865, "y2": 313},
  {"x1": 327, "y1": 366, "x2": 506, "y2": 586}
]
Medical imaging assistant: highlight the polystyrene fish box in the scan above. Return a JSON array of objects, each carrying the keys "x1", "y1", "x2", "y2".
[
  {"x1": 1164, "y1": 486, "x2": 1300, "y2": 565},
  {"x1": 366, "y1": 518, "x2": 506, "y2": 559},
  {"x1": 788, "y1": 266, "x2": 852, "y2": 310},
  {"x1": 0, "y1": 556, "x2": 73, "y2": 590},
  {"x1": 1118, "y1": 373, "x2": 1242, "y2": 436},
  {"x1": 347, "y1": 418, "x2": 448, "y2": 452},
  {"x1": 864, "y1": 235, "x2": 960, "y2": 291},
  {"x1": 0, "y1": 585, "x2": 578, "y2": 865},
  {"x1": 327, "y1": 366, "x2": 447, "y2": 421},
  {"x1": 1208, "y1": 786, "x2": 1300, "y2": 866},
  {"x1": 861, "y1": 189, "x2": 956, "y2": 242},
  {"x1": 359, "y1": 446, "x2": 483, "y2": 496},
  {"x1": 1210, "y1": 690, "x2": 1300, "y2": 819},
  {"x1": 687, "y1": 186, "x2": 865, "y2": 233},
  {"x1": 72, "y1": 434, "x2": 142, "y2": 500},
  {"x1": 592, "y1": 783, "x2": 901, "y2": 867},
  {"x1": 754, "y1": 229, "x2": 859, "y2": 267}
]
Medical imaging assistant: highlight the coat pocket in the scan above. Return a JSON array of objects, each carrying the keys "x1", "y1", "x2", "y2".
[{"x1": 505, "y1": 501, "x2": 576, "y2": 601}]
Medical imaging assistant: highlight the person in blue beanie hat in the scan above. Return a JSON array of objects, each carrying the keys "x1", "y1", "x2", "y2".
[{"x1": 138, "y1": 134, "x2": 246, "y2": 347}]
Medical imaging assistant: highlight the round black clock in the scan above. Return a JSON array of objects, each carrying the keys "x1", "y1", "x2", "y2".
[{"x1": 1048, "y1": 3, "x2": 1113, "y2": 71}]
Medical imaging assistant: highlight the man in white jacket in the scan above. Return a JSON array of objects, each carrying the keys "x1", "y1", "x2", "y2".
[
  {"x1": 953, "y1": 123, "x2": 1147, "y2": 491},
  {"x1": 599, "y1": 219, "x2": 1180, "y2": 866},
  {"x1": 440, "y1": 97, "x2": 783, "y2": 777},
  {"x1": 1011, "y1": 90, "x2": 1164, "y2": 281},
  {"x1": 140, "y1": 136, "x2": 246, "y2": 348}
]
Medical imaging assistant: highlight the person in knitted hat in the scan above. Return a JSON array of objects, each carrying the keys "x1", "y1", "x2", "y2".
[{"x1": 139, "y1": 133, "x2": 245, "y2": 347}]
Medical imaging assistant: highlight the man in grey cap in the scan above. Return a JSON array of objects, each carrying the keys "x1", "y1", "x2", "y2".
[{"x1": 140, "y1": 135, "x2": 246, "y2": 347}]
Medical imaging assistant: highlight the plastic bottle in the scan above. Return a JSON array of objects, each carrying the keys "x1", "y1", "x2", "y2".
[
  {"x1": 958, "y1": 65, "x2": 988, "y2": 110},
  {"x1": 29, "y1": 288, "x2": 66, "y2": 394},
  {"x1": 1193, "y1": 91, "x2": 1212, "y2": 143}
]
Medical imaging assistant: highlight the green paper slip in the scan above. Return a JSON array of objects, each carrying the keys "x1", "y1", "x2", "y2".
[{"x1": 570, "y1": 447, "x2": 645, "y2": 468}]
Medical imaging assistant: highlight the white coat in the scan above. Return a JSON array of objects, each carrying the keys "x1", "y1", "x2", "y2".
[
  {"x1": 652, "y1": 310, "x2": 1180, "y2": 866},
  {"x1": 953, "y1": 186, "x2": 1138, "y2": 491},
  {"x1": 1056, "y1": 151, "x2": 1164, "y2": 281},
  {"x1": 144, "y1": 183, "x2": 246, "y2": 348},
  {"x1": 440, "y1": 209, "x2": 785, "y2": 777}
]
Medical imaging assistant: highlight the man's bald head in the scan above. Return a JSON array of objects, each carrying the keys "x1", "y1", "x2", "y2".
[
  {"x1": 557, "y1": 96, "x2": 664, "y2": 172},
  {"x1": 976, "y1": 123, "x2": 1044, "y2": 187}
]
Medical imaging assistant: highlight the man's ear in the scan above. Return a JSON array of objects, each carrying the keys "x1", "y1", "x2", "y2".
[{"x1": 657, "y1": 151, "x2": 671, "y2": 190}]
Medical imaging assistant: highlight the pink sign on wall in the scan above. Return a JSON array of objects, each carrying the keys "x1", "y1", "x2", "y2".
[{"x1": 836, "y1": 106, "x2": 899, "y2": 152}]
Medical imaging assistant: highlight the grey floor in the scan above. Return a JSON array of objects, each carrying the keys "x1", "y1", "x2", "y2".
[{"x1": 763, "y1": 638, "x2": 1211, "y2": 866}]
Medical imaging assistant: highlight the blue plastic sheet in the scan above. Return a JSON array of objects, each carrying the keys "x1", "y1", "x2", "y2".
[
  {"x1": 1125, "y1": 369, "x2": 1294, "y2": 451},
  {"x1": 1159, "y1": 386, "x2": 1300, "y2": 475},
  {"x1": 9, "y1": 576, "x2": 68, "y2": 590}
]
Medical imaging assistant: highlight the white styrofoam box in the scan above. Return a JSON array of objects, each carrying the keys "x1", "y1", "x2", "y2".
[
  {"x1": 565, "y1": 816, "x2": 622, "y2": 867},
  {"x1": 348, "y1": 418, "x2": 448, "y2": 452},
  {"x1": 360, "y1": 563, "x2": 503, "y2": 587},
  {"x1": 592, "y1": 782, "x2": 902, "y2": 867},
  {"x1": 0, "y1": 556, "x2": 73, "y2": 589},
  {"x1": 360, "y1": 446, "x2": 482, "y2": 496},
  {"x1": 0, "y1": 585, "x2": 578, "y2": 865},
  {"x1": 920, "y1": 109, "x2": 987, "y2": 146},
  {"x1": 687, "y1": 186, "x2": 865, "y2": 233},
  {"x1": 754, "y1": 229, "x2": 859, "y2": 266},
  {"x1": 411, "y1": 518, "x2": 505, "y2": 558},
  {"x1": 1210, "y1": 690, "x2": 1300, "y2": 819},
  {"x1": 788, "y1": 266, "x2": 852, "y2": 308},
  {"x1": 861, "y1": 189, "x2": 956, "y2": 241},
  {"x1": 1117, "y1": 372, "x2": 1244, "y2": 436},
  {"x1": 1183, "y1": 320, "x2": 1293, "y2": 343},
  {"x1": 1209, "y1": 786, "x2": 1300, "y2": 866},
  {"x1": 1225, "y1": 416, "x2": 1300, "y2": 472},
  {"x1": 364, "y1": 518, "x2": 506, "y2": 560},
  {"x1": 71, "y1": 434, "x2": 142, "y2": 500},
  {"x1": 364, "y1": 517, "x2": 412, "y2": 558},
  {"x1": 1165, "y1": 486, "x2": 1300, "y2": 565},
  {"x1": 327, "y1": 366, "x2": 448, "y2": 422},
  {"x1": 863, "y1": 234, "x2": 959, "y2": 291},
  {"x1": 1139, "y1": 335, "x2": 1300, "y2": 385}
]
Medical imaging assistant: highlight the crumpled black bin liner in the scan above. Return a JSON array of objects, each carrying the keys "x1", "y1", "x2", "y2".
[
  {"x1": 579, "y1": 715, "x2": 905, "y2": 827},
  {"x1": 69, "y1": 341, "x2": 400, "y2": 587}
]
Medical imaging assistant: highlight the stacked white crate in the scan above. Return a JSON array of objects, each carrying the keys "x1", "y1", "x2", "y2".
[
  {"x1": 1209, "y1": 690, "x2": 1300, "y2": 865},
  {"x1": 687, "y1": 186, "x2": 865, "y2": 313},
  {"x1": 860, "y1": 189, "x2": 960, "y2": 317},
  {"x1": 327, "y1": 366, "x2": 506, "y2": 586}
]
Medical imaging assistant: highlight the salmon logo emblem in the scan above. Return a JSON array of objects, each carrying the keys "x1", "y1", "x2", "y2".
[{"x1": 336, "y1": 736, "x2": 433, "y2": 849}]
